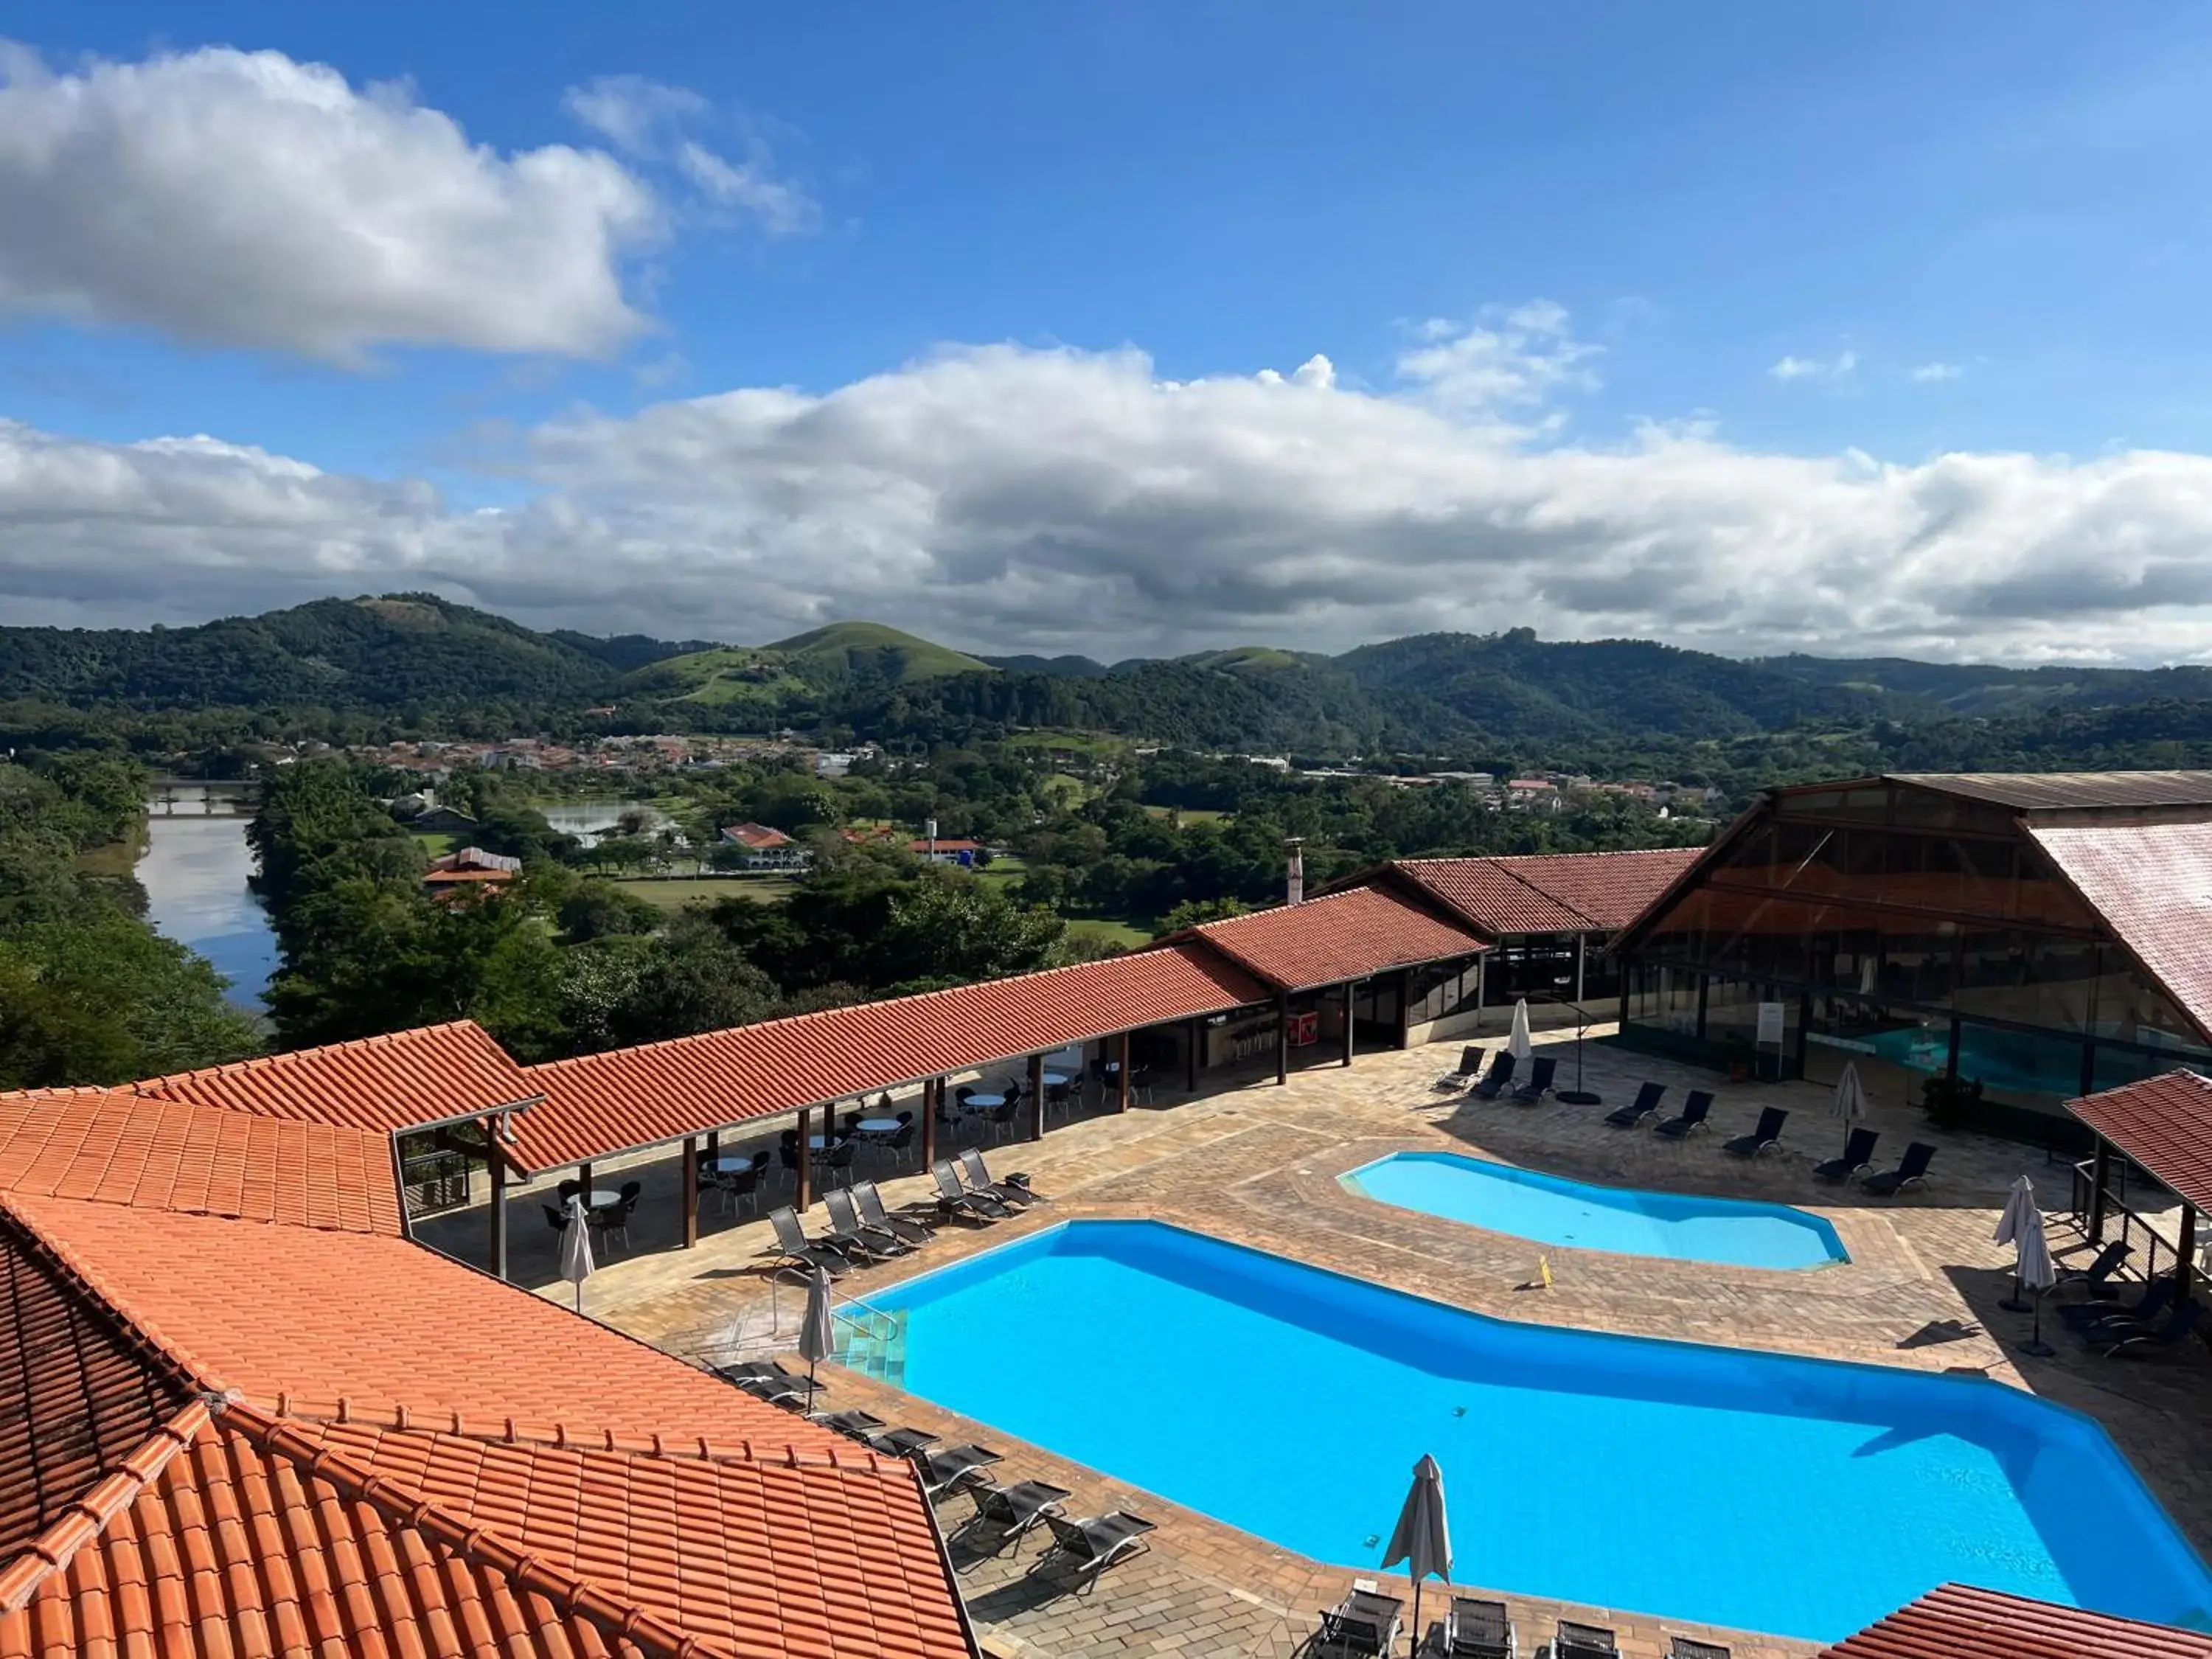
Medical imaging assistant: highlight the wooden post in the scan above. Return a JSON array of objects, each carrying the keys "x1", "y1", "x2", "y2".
[
  {"x1": 795, "y1": 1107, "x2": 812, "y2": 1213},
  {"x1": 1276, "y1": 995, "x2": 1290, "y2": 1085},
  {"x1": 1396, "y1": 968, "x2": 1413, "y2": 1050},
  {"x1": 2087, "y1": 1142, "x2": 2112, "y2": 1242},
  {"x1": 681, "y1": 1135, "x2": 700, "y2": 1248},
  {"x1": 1342, "y1": 981, "x2": 1357, "y2": 1067},
  {"x1": 706, "y1": 1130, "x2": 720, "y2": 1162},
  {"x1": 486, "y1": 1124, "x2": 507, "y2": 1281},
  {"x1": 1029, "y1": 1053, "x2": 1046, "y2": 1142},
  {"x1": 922, "y1": 1077, "x2": 939, "y2": 1172},
  {"x1": 1117, "y1": 1032, "x2": 1132, "y2": 1113},
  {"x1": 578, "y1": 1162, "x2": 593, "y2": 1203},
  {"x1": 1186, "y1": 1018, "x2": 1200, "y2": 1092},
  {"x1": 2177, "y1": 1203, "x2": 2199, "y2": 1306}
]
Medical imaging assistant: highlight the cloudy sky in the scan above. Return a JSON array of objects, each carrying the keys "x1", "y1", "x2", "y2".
[{"x1": 6, "y1": 4, "x2": 2212, "y2": 663}]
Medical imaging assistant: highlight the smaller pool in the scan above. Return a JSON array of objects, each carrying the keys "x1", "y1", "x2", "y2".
[{"x1": 1343, "y1": 1151, "x2": 1848, "y2": 1270}]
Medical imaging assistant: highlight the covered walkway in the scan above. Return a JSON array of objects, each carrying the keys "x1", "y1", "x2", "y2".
[{"x1": 2070, "y1": 1068, "x2": 2212, "y2": 1304}]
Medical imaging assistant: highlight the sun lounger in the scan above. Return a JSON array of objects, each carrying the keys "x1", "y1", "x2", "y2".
[
  {"x1": 911, "y1": 1442, "x2": 1005, "y2": 1500},
  {"x1": 2062, "y1": 1276, "x2": 2171, "y2": 1331},
  {"x1": 1669, "y1": 1640, "x2": 1731, "y2": 1659},
  {"x1": 765, "y1": 1206, "x2": 852, "y2": 1275},
  {"x1": 1511, "y1": 1055, "x2": 1559, "y2": 1105},
  {"x1": 932, "y1": 1160, "x2": 1012, "y2": 1222},
  {"x1": 2096, "y1": 1298, "x2": 2204, "y2": 1359},
  {"x1": 808, "y1": 1408, "x2": 887, "y2": 1440},
  {"x1": 1812, "y1": 1126, "x2": 1879, "y2": 1182},
  {"x1": 2053, "y1": 1239, "x2": 2130, "y2": 1298},
  {"x1": 861, "y1": 1425, "x2": 941, "y2": 1458},
  {"x1": 957, "y1": 1478, "x2": 1073, "y2": 1557},
  {"x1": 1312, "y1": 1586, "x2": 1404, "y2": 1658},
  {"x1": 1722, "y1": 1105, "x2": 1787, "y2": 1158},
  {"x1": 823, "y1": 1188, "x2": 914, "y2": 1258},
  {"x1": 1444, "y1": 1595, "x2": 1516, "y2": 1658},
  {"x1": 1026, "y1": 1510, "x2": 1157, "y2": 1592},
  {"x1": 1605, "y1": 1082, "x2": 1667, "y2": 1127},
  {"x1": 853, "y1": 1180, "x2": 936, "y2": 1245},
  {"x1": 1556, "y1": 1619, "x2": 1621, "y2": 1659},
  {"x1": 715, "y1": 1360, "x2": 810, "y2": 1405},
  {"x1": 1472, "y1": 1051, "x2": 1518, "y2": 1100},
  {"x1": 963, "y1": 1147, "x2": 1046, "y2": 1206},
  {"x1": 1862, "y1": 1141, "x2": 1935, "y2": 1196},
  {"x1": 1436, "y1": 1045, "x2": 1486, "y2": 1092},
  {"x1": 1655, "y1": 1092, "x2": 1713, "y2": 1138}
]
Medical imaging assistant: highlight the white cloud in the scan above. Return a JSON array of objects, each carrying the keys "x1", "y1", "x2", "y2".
[
  {"x1": 14, "y1": 333, "x2": 2212, "y2": 666},
  {"x1": 561, "y1": 74, "x2": 709, "y2": 156},
  {"x1": 1770, "y1": 349, "x2": 1857, "y2": 383},
  {"x1": 1397, "y1": 301, "x2": 1601, "y2": 427},
  {"x1": 566, "y1": 74, "x2": 818, "y2": 237},
  {"x1": 676, "y1": 141, "x2": 819, "y2": 237},
  {"x1": 1913, "y1": 361, "x2": 1964, "y2": 383}
]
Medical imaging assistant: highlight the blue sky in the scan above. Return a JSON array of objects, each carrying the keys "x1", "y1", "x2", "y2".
[{"x1": 4, "y1": 4, "x2": 2212, "y2": 660}]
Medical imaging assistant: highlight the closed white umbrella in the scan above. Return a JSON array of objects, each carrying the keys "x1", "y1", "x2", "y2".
[
  {"x1": 1994, "y1": 1175, "x2": 2037, "y2": 1311},
  {"x1": 558, "y1": 1195, "x2": 594, "y2": 1313},
  {"x1": 1381, "y1": 1454, "x2": 1451, "y2": 1657},
  {"x1": 1830, "y1": 1062, "x2": 1867, "y2": 1124},
  {"x1": 799, "y1": 1265, "x2": 835, "y2": 1411},
  {"x1": 2014, "y1": 1203, "x2": 2058, "y2": 1357},
  {"x1": 1508, "y1": 998, "x2": 1533, "y2": 1063}
]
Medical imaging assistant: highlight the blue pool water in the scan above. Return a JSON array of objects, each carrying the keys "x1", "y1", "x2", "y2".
[
  {"x1": 862, "y1": 1220, "x2": 2212, "y2": 1643},
  {"x1": 1342, "y1": 1151, "x2": 1849, "y2": 1270}
]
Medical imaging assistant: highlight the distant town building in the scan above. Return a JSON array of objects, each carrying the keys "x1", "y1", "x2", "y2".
[
  {"x1": 910, "y1": 836, "x2": 984, "y2": 866},
  {"x1": 422, "y1": 846, "x2": 521, "y2": 898},
  {"x1": 720, "y1": 821, "x2": 811, "y2": 871}
]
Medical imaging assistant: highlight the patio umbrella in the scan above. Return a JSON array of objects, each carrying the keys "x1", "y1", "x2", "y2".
[
  {"x1": 798, "y1": 1265, "x2": 835, "y2": 1412},
  {"x1": 1993, "y1": 1174, "x2": 2037, "y2": 1311},
  {"x1": 2014, "y1": 1202, "x2": 2058, "y2": 1357},
  {"x1": 1381, "y1": 1454, "x2": 1451, "y2": 1658},
  {"x1": 558, "y1": 1194, "x2": 594, "y2": 1314},
  {"x1": 1830, "y1": 1062, "x2": 1867, "y2": 1123},
  {"x1": 1508, "y1": 998, "x2": 1533, "y2": 1063}
]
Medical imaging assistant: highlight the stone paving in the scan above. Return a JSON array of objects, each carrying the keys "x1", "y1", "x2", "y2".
[{"x1": 427, "y1": 1029, "x2": 2212, "y2": 1659}]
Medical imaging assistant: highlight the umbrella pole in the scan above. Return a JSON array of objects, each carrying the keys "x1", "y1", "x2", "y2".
[
  {"x1": 1409, "y1": 1580, "x2": 1421, "y2": 1659},
  {"x1": 2000, "y1": 1267, "x2": 2028, "y2": 1313},
  {"x1": 2024, "y1": 1287, "x2": 2054, "y2": 1358}
]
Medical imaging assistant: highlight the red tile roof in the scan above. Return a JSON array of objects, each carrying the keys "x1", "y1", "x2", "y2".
[
  {"x1": 1173, "y1": 886, "x2": 1486, "y2": 992},
  {"x1": 2029, "y1": 821, "x2": 2212, "y2": 1043},
  {"x1": 134, "y1": 1020, "x2": 539, "y2": 1142},
  {"x1": 515, "y1": 943, "x2": 1267, "y2": 1170},
  {"x1": 1888, "y1": 771, "x2": 2212, "y2": 812},
  {"x1": 2067, "y1": 1069, "x2": 2212, "y2": 1216},
  {"x1": 722, "y1": 821, "x2": 794, "y2": 848},
  {"x1": 1820, "y1": 1583, "x2": 2212, "y2": 1658},
  {"x1": 1389, "y1": 849, "x2": 1703, "y2": 936},
  {"x1": 1390, "y1": 859, "x2": 1589, "y2": 935}
]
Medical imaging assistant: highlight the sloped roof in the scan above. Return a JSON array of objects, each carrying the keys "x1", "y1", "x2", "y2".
[
  {"x1": 516, "y1": 943, "x2": 1267, "y2": 1171},
  {"x1": 1820, "y1": 1582, "x2": 2212, "y2": 1658},
  {"x1": 1391, "y1": 858, "x2": 1590, "y2": 934},
  {"x1": 1174, "y1": 886, "x2": 1486, "y2": 992},
  {"x1": 1888, "y1": 771, "x2": 2212, "y2": 812},
  {"x1": 2030, "y1": 820, "x2": 2212, "y2": 1043},
  {"x1": 2067, "y1": 1070, "x2": 2212, "y2": 1216},
  {"x1": 1389, "y1": 848, "x2": 1703, "y2": 936},
  {"x1": 723, "y1": 821, "x2": 795, "y2": 848},
  {"x1": 135, "y1": 1020, "x2": 538, "y2": 1141}
]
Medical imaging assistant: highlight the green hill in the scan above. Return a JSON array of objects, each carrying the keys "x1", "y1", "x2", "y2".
[{"x1": 765, "y1": 622, "x2": 995, "y2": 684}]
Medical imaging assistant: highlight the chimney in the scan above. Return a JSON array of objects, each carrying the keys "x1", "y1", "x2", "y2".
[{"x1": 1286, "y1": 836, "x2": 1305, "y2": 906}]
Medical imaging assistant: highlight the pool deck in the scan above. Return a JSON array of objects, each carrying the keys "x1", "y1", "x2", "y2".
[{"x1": 425, "y1": 1029, "x2": 2212, "y2": 1659}]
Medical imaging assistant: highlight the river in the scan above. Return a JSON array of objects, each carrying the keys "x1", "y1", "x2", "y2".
[{"x1": 136, "y1": 790, "x2": 277, "y2": 1009}]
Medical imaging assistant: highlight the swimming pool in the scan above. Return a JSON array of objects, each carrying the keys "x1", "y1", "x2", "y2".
[
  {"x1": 853, "y1": 1220, "x2": 2212, "y2": 1643},
  {"x1": 1341, "y1": 1151, "x2": 1849, "y2": 1270}
]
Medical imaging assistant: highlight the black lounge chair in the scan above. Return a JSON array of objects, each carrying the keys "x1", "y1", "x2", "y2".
[
  {"x1": 1722, "y1": 1105, "x2": 1788, "y2": 1158},
  {"x1": 1556, "y1": 1620, "x2": 1621, "y2": 1659},
  {"x1": 1026, "y1": 1510, "x2": 1157, "y2": 1592},
  {"x1": 911, "y1": 1442, "x2": 1004, "y2": 1500},
  {"x1": 932, "y1": 1160, "x2": 1012, "y2": 1222},
  {"x1": 1605, "y1": 1082, "x2": 1667, "y2": 1127},
  {"x1": 860, "y1": 1425, "x2": 941, "y2": 1458},
  {"x1": 2053, "y1": 1239, "x2": 2131, "y2": 1298},
  {"x1": 808, "y1": 1408, "x2": 887, "y2": 1440},
  {"x1": 853, "y1": 1180, "x2": 936, "y2": 1246},
  {"x1": 1863, "y1": 1141, "x2": 1935, "y2": 1196},
  {"x1": 2096, "y1": 1298, "x2": 2205, "y2": 1359},
  {"x1": 1655, "y1": 1092, "x2": 1713, "y2": 1138},
  {"x1": 2062, "y1": 1275, "x2": 2171, "y2": 1331},
  {"x1": 1312, "y1": 1586, "x2": 1404, "y2": 1658},
  {"x1": 823, "y1": 1188, "x2": 914, "y2": 1259},
  {"x1": 717, "y1": 1365, "x2": 810, "y2": 1407},
  {"x1": 1512, "y1": 1054, "x2": 1559, "y2": 1105},
  {"x1": 765, "y1": 1206, "x2": 851, "y2": 1276},
  {"x1": 962, "y1": 1148, "x2": 1046, "y2": 1206},
  {"x1": 1812, "y1": 1126, "x2": 1879, "y2": 1183},
  {"x1": 1472, "y1": 1051, "x2": 1518, "y2": 1100},
  {"x1": 956, "y1": 1478, "x2": 1072, "y2": 1558},
  {"x1": 1669, "y1": 1640, "x2": 1731, "y2": 1659},
  {"x1": 1444, "y1": 1595, "x2": 1516, "y2": 1658},
  {"x1": 1435, "y1": 1045, "x2": 1486, "y2": 1092}
]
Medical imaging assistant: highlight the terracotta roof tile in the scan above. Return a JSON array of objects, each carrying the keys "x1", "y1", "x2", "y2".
[
  {"x1": 1391, "y1": 849, "x2": 1703, "y2": 936},
  {"x1": 1887, "y1": 771, "x2": 2212, "y2": 812},
  {"x1": 1821, "y1": 1582, "x2": 2212, "y2": 1658},
  {"x1": 2067, "y1": 1069, "x2": 2212, "y2": 1216},
  {"x1": 0, "y1": 1091, "x2": 400, "y2": 1235},
  {"x1": 2029, "y1": 821, "x2": 2212, "y2": 1043},
  {"x1": 514, "y1": 942, "x2": 1267, "y2": 1171},
  {"x1": 1172, "y1": 886, "x2": 1485, "y2": 992},
  {"x1": 1390, "y1": 859, "x2": 1589, "y2": 935},
  {"x1": 134, "y1": 1021, "x2": 538, "y2": 1141}
]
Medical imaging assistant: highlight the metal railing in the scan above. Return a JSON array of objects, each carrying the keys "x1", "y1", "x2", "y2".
[
  {"x1": 2067, "y1": 1157, "x2": 2181, "y2": 1287},
  {"x1": 765, "y1": 1266, "x2": 902, "y2": 1345}
]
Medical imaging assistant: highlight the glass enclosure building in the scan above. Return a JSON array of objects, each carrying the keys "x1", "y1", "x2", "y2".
[{"x1": 1611, "y1": 773, "x2": 2212, "y2": 1139}]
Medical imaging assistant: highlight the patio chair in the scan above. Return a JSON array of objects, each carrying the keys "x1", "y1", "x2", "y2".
[
  {"x1": 2096, "y1": 1298, "x2": 2205, "y2": 1359},
  {"x1": 2053, "y1": 1239, "x2": 2131, "y2": 1298},
  {"x1": 556, "y1": 1178, "x2": 582, "y2": 1204},
  {"x1": 1812, "y1": 1126, "x2": 1879, "y2": 1183},
  {"x1": 540, "y1": 1203, "x2": 571, "y2": 1234},
  {"x1": 1436, "y1": 1045, "x2": 1486, "y2": 1092},
  {"x1": 963, "y1": 1148, "x2": 1046, "y2": 1206},
  {"x1": 807, "y1": 1408, "x2": 887, "y2": 1441},
  {"x1": 931, "y1": 1160, "x2": 1012, "y2": 1223},
  {"x1": 1444, "y1": 1595, "x2": 1516, "y2": 1658},
  {"x1": 776, "y1": 1140, "x2": 801, "y2": 1188},
  {"x1": 1130, "y1": 1064, "x2": 1155, "y2": 1105},
  {"x1": 823, "y1": 1188, "x2": 914, "y2": 1259},
  {"x1": 956, "y1": 1478, "x2": 1073, "y2": 1558},
  {"x1": 1556, "y1": 1619, "x2": 1621, "y2": 1659},
  {"x1": 1862, "y1": 1141, "x2": 1935, "y2": 1196},
  {"x1": 860, "y1": 1425, "x2": 942, "y2": 1458},
  {"x1": 911, "y1": 1442, "x2": 1005, "y2": 1501},
  {"x1": 2062, "y1": 1275, "x2": 2171, "y2": 1331},
  {"x1": 1025, "y1": 1510, "x2": 1157, "y2": 1593},
  {"x1": 1722, "y1": 1105, "x2": 1788, "y2": 1158},
  {"x1": 853, "y1": 1180, "x2": 936, "y2": 1245},
  {"x1": 1472, "y1": 1051, "x2": 1518, "y2": 1100},
  {"x1": 1655, "y1": 1092, "x2": 1713, "y2": 1138},
  {"x1": 1311, "y1": 1586, "x2": 1404, "y2": 1658},
  {"x1": 1604, "y1": 1082, "x2": 1666, "y2": 1127},
  {"x1": 1511, "y1": 1054, "x2": 1559, "y2": 1105},
  {"x1": 1669, "y1": 1640, "x2": 1731, "y2": 1659},
  {"x1": 989, "y1": 1099, "x2": 1022, "y2": 1143},
  {"x1": 763, "y1": 1206, "x2": 851, "y2": 1276}
]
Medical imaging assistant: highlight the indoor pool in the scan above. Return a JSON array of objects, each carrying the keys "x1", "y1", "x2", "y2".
[
  {"x1": 854, "y1": 1220, "x2": 2212, "y2": 1644},
  {"x1": 1340, "y1": 1151, "x2": 1849, "y2": 1270}
]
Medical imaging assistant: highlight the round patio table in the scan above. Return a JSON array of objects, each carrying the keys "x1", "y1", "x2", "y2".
[
  {"x1": 858, "y1": 1117, "x2": 902, "y2": 1134},
  {"x1": 712, "y1": 1158, "x2": 759, "y2": 1175},
  {"x1": 807, "y1": 1135, "x2": 844, "y2": 1150},
  {"x1": 964, "y1": 1093, "x2": 1006, "y2": 1110},
  {"x1": 1042, "y1": 1071, "x2": 1071, "y2": 1088},
  {"x1": 564, "y1": 1189, "x2": 619, "y2": 1211}
]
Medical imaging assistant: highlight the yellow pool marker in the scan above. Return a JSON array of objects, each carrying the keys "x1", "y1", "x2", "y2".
[{"x1": 1538, "y1": 1254, "x2": 1553, "y2": 1290}]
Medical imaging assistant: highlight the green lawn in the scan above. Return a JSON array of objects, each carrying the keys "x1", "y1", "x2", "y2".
[
  {"x1": 1141, "y1": 804, "x2": 1227, "y2": 824},
  {"x1": 612, "y1": 875, "x2": 799, "y2": 910},
  {"x1": 411, "y1": 831, "x2": 459, "y2": 857},
  {"x1": 1067, "y1": 917, "x2": 1153, "y2": 948}
]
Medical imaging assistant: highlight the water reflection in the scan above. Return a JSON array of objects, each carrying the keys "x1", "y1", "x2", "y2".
[
  {"x1": 538, "y1": 801, "x2": 674, "y2": 845},
  {"x1": 137, "y1": 808, "x2": 276, "y2": 1009}
]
